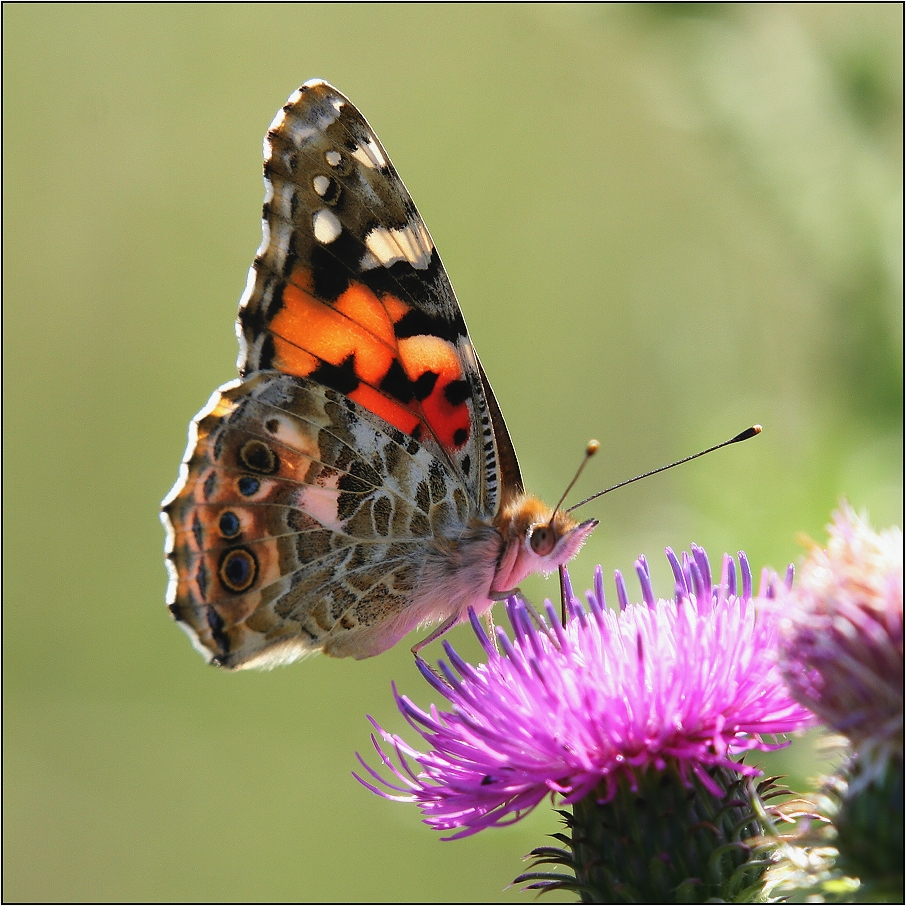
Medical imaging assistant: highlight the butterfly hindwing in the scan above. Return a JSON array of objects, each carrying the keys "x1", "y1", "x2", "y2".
[{"x1": 162, "y1": 372, "x2": 474, "y2": 666}]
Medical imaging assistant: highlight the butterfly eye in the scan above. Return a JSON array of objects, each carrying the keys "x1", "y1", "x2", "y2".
[{"x1": 529, "y1": 524, "x2": 556, "y2": 557}]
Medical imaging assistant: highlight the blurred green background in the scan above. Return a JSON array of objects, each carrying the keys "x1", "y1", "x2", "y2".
[{"x1": 4, "y1": 4, "x2": 901, "y2": 902}]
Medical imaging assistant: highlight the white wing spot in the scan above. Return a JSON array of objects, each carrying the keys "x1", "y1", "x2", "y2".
[
  {"x1": 313, "y1": 175, "x2": 331, "y2": 197},
  {"x1": 325, "y1": 150, "x2": 342, "y2": 167},
  {"x1": 350, "y1": 138, "x2": 387, "y2": 170},
  {"x1": 362, "y1": 220, "x2": 434, "y2": 270},
  {"x1": 313, "y1": 209, "x2": 342, "y2": 244}
]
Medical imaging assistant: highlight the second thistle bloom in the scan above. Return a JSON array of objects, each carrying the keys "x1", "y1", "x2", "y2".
[
  {"x1": 357, "y1": 547, "x2": 815, "y2": 839},
  {"x1": 773, "y1": 505, "x2": 903, "y2": 896},
  {"x1": 776, "y1": 504, "x2": 903, "y2": 766}
]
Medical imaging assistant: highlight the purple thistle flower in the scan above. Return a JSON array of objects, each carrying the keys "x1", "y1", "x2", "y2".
[
  {"x1": 775, "y1": 504, "x2": 903, "y2": 767},
  {"x1": 772, "y1": 505, "x2": 904, "y2": 895},
  {"x1": 355, "y1": 547, "x2": 815, "y2": 841}
]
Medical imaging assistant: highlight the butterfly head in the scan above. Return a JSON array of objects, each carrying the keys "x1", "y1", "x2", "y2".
[{"x1": 492, "y1": 494, "x2": 598, "y2": 594}]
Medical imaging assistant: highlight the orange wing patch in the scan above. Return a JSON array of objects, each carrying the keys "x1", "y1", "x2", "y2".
[
  {"x1": 271, "y1": 266, "x2": 394, "y2": 383},
  {"x1": 267, "y1": 265, "x2": 472, "y2": 451},
  {"x1": 399, "y1": 334, "x2": 471, "y2": 450}
]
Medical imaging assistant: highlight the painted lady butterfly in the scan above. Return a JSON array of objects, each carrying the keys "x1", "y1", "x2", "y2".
[{"x1": 161, "y1": 80, "x2": 597, "y2": 669}]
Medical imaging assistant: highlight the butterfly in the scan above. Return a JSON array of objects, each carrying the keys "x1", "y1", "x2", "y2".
[{"x1": 161, "y1": 80, "x2": 597, "y2": 669}]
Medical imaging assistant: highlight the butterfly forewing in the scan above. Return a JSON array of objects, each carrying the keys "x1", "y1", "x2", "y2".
[{"x1": 237, "y1": 80, "x2": 506, "y2": 510}]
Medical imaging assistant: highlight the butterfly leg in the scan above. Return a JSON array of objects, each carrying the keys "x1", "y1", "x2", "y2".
[
  {"x1": 483, "y1": 584, "x2": 525, "y2": 655},
  {"x1": 411, "y1": 612, "x2": 460, "y2": 658},
  {"x1": 559, "y1": 564, "x2": 568, "y2": 624},
  {"x1": 482, "y1": 609, "x2": 500, "y2": 654},
  {"x1": 410, "y1": 614, "x2": 462, "y2": 689}
]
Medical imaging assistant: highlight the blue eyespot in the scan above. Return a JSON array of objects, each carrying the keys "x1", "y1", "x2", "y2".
[
  {"x1": 218, "y1": 548, "x2": 257, "y2": 593},
  {"x1": 238, "y1": 476, "x2": 260, "y2": 497},
  {"x1": 219, "y1": 511, "x2": 241, "y2": 538}
]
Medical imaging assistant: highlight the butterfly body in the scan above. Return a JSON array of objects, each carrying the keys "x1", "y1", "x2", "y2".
[{"x1": 162, "y1": 80, "x2": 596, "y2": 669}]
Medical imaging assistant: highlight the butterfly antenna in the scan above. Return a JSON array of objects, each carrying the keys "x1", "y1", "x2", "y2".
[
  {"x1": 550, "y1": 439, "x2": 600, "y2": 523},
  {"x1": 542, "y1": 441, "x2": 598, "y2": 626},
  {"x1": 567, "y1": 425, "x2": 762, "y2": 513}
]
